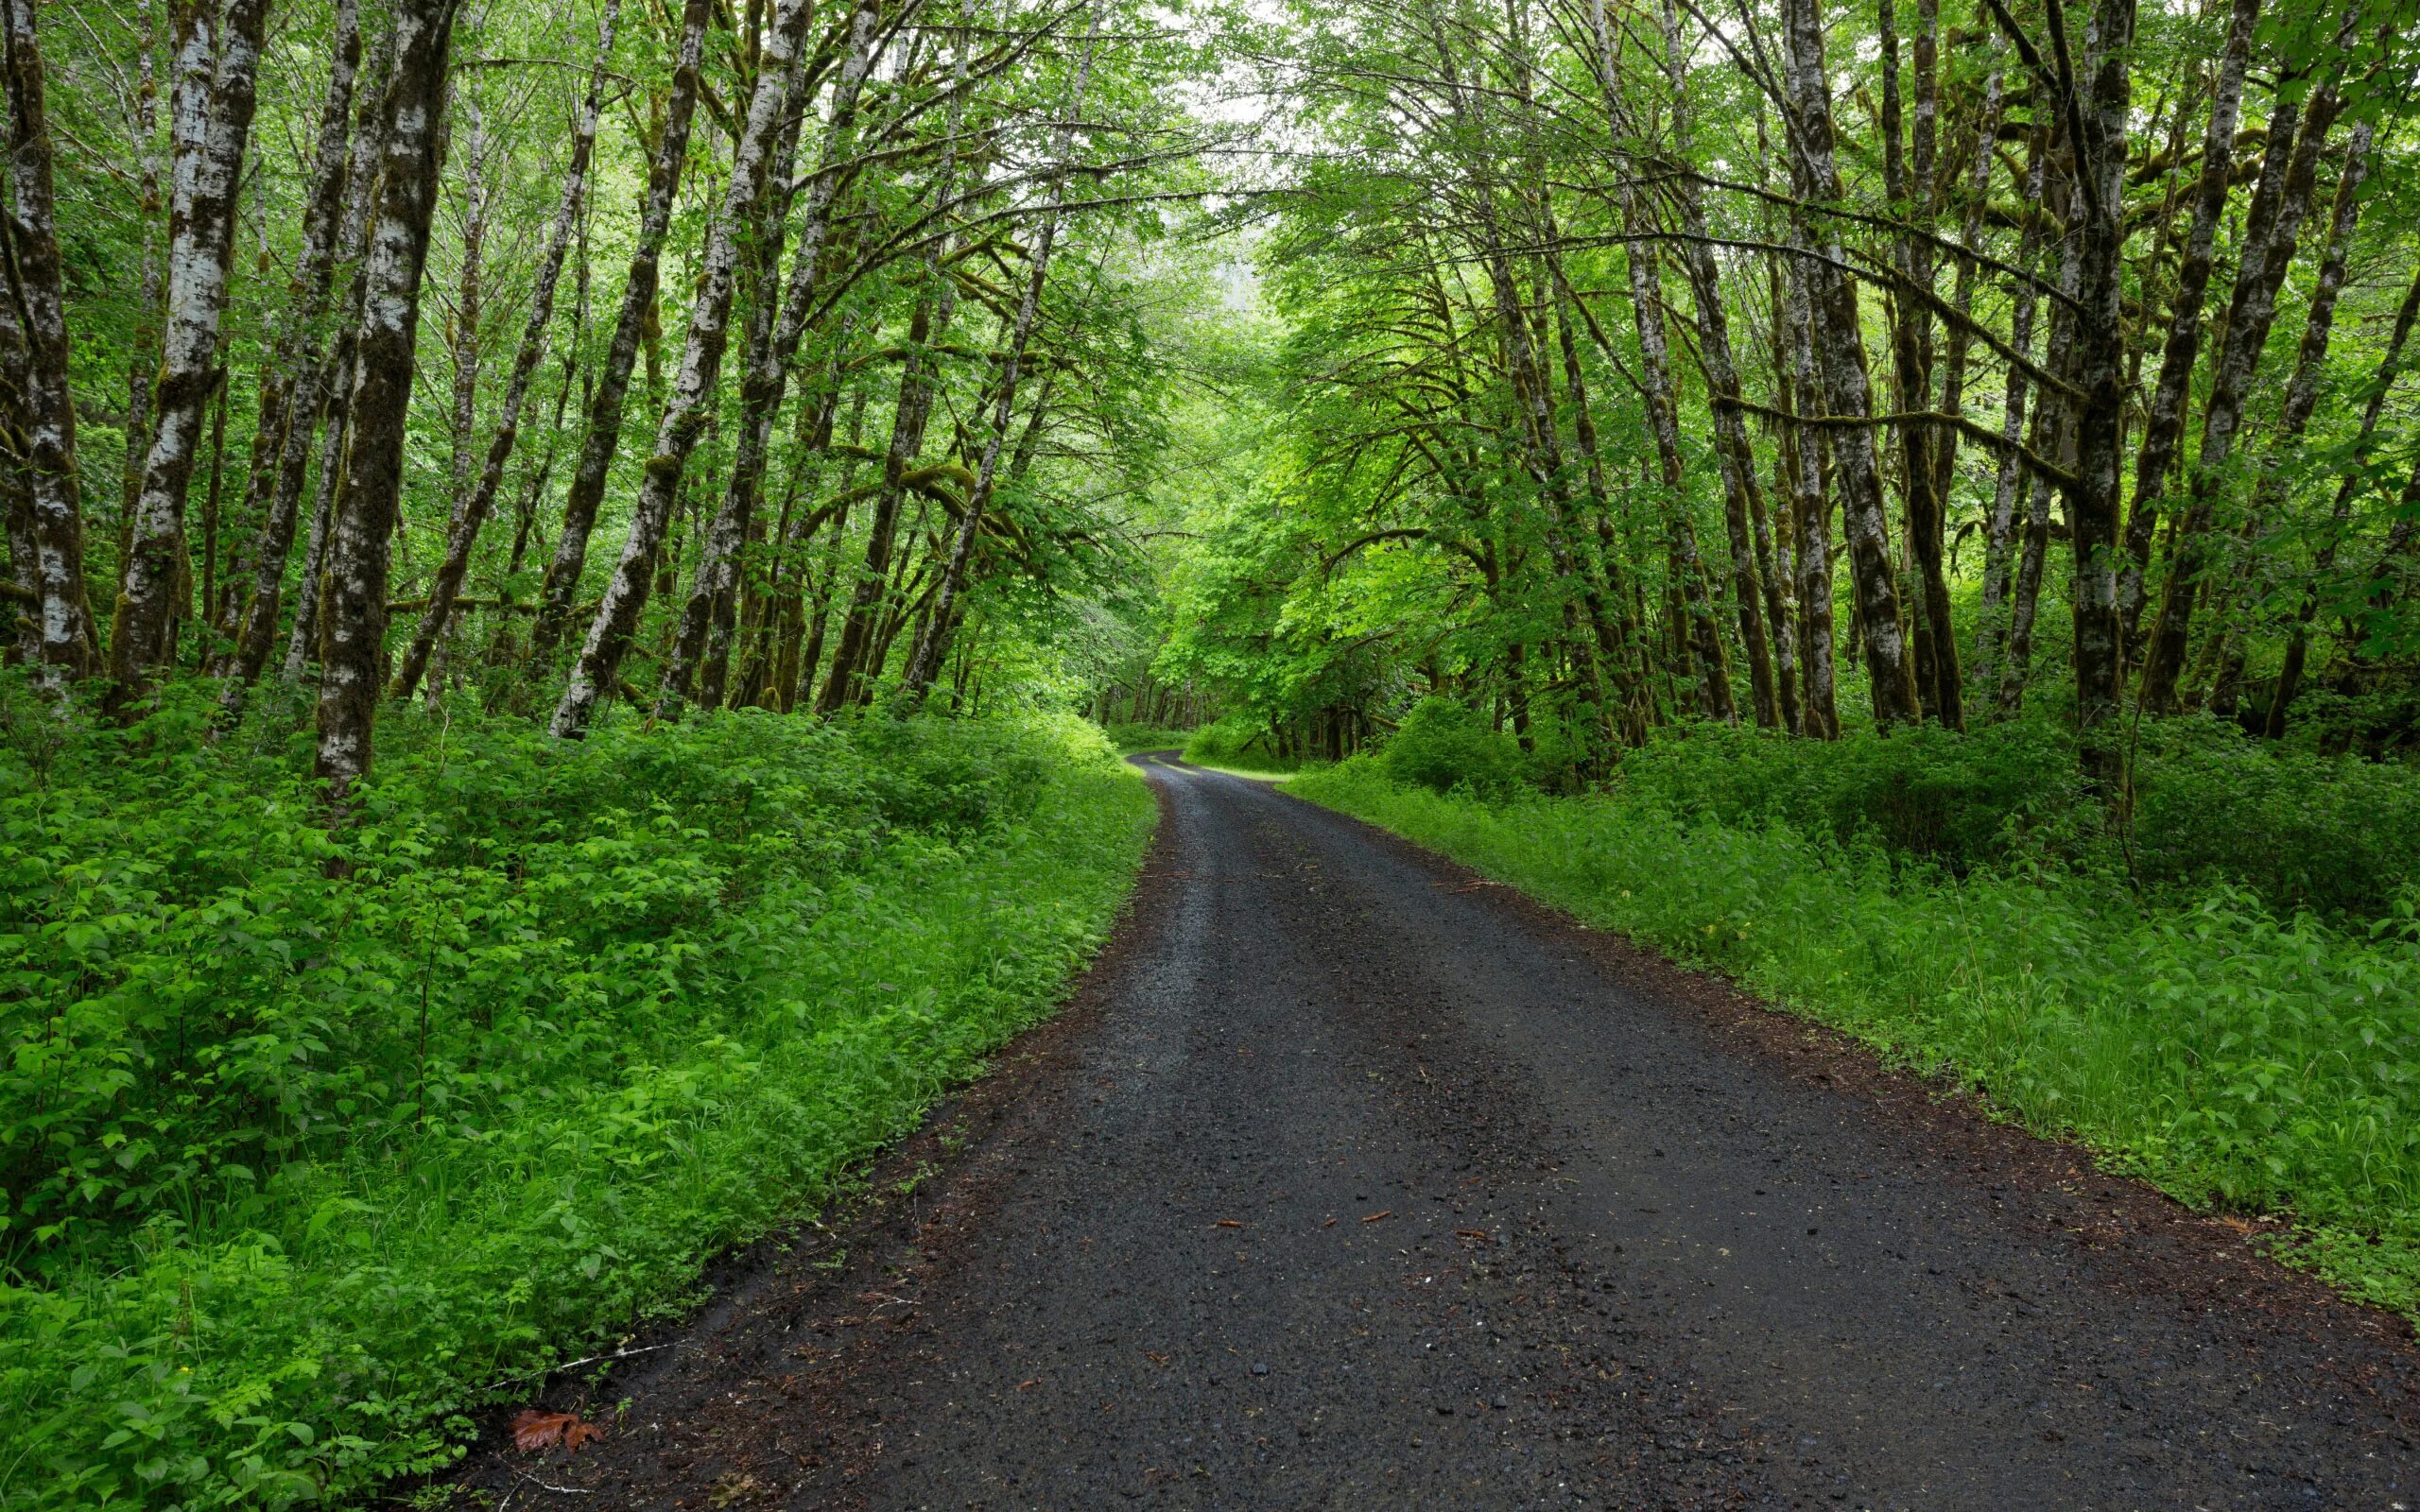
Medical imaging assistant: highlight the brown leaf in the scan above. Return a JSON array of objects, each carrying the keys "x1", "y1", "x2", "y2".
[
  {"x1": 511, "y1": 1409, "x2": 605, "y2": 1454},
  {"x1": 1213, "y1": 1219, "x2": 1243, "y2": 1228},
  {"x1": 511, "y1": 1410, "x2": 575, "y2": 1452}
]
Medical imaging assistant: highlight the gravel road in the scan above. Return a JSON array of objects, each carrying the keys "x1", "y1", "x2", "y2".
[{"x1": 450, "y1": 755, "x2": 2419, "y2": 1511}]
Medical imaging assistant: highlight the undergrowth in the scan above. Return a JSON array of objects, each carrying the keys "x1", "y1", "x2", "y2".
[
  {"x1": 1602, "y1": 717, "x2": 2420, "y2": 919},
  {"x1": 0, "y1": 687, "x2": 1153, "y2": 1507},
  {"x1": 1102, "y1": 722, "x2": 1193, "y2": 754},
  {"x1": 1181, "y1": 713, "x2": 1312, "y2": 773},
  {"x1": 1290, "y1": 756, "x2": 2420, "y2": 1323}
]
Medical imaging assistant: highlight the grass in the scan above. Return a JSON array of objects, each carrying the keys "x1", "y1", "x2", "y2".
[
  {"x1": 1288, "y1": 756, "x2": 2420, "y2": 1323},
  {"x1": 0, "y1": 696, "x2": 1153, "y2": 1509}
]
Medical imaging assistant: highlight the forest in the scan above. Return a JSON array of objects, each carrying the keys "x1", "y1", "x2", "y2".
[{"x1": 1, "y1": 0, "x2": 2417, "y2": 1499}]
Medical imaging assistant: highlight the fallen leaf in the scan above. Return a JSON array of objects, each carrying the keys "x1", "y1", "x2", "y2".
[
  {"x1": 1362, "y1": 1210, "x2": 1392, "y2": 1224},
  {"x1": 511, "y1": 1409, "x2": 607, "y2": 1454},
  {"x1": 1214, "y1": 1219, "x2": 1243, "y2": 1228},
  {"x1": 1017, "y1": 1378, "x2": 1040, "y2": 1391},
  {"x1": 1145, "y1": 1351, "x2": 1170, "y2": 1366}
]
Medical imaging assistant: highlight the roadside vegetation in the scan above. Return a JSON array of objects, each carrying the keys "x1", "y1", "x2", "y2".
[
  {"x1": 0, "y1": 694, "x2": 1150, "y2": 1507},
  {"x1": 1, "y1": 0, "x2": 1219, "y2": 1499},
  {"x1": 1288, "y1": 713, "x2": 2420, "y2": 1319}
]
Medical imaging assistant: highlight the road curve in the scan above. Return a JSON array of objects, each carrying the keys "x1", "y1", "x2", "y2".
[{"x1": 450, "y1": 755, "x2": 2419, "y2": 1511}]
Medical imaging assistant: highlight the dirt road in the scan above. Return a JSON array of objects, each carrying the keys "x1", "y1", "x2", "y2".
[{"x1": 452, "y1": 755, "x2": 2419, "y2": 1510}]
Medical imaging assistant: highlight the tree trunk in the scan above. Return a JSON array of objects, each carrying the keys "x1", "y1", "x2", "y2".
[
  {"x1": 529, "y1": 0, "x2": 712, "y2": 661},
  {"x1": 389, "y1": 0, "x2": 617, "y2": 703},
  {"x1": 119, "y1": 0, "x2": 163, "y2": 582},
  {"x1": 903, "y1": 10, "x2": 1096, "y2": 700},
  {"x1": 2137, "y1": 17, "x2": 2350, "y2": 714},
  {"x1": 552, "y1": 0, "x2": 815, "y2": 738},
  {"x1": 314, "y1": 0, "x2": 461, "y2": 813},
  {"x1": 1658, "y1": 0, "x2": 1783, "y2": 730},
  {"x1": 1779, "y1": 248, "x2": 1839, "y2": 738},
  {"x1": 1996, "y1": 0, "x2": 2136, "y2": 755},
  {"x1": 2267, "y1": 263, "x2": 2419, "y2": 735},
  {"x1": 2115, "y1": 0, "x2": 2259, "y2": 653},
  {"x1": 218, "y1": 22, "x2": 395, "y2": 704},
  {"x1": 1782, "y1": 0, "x2": 1920, "y2": 727},
  {"x1": 660, "y1": 0, "x2": 885, "y2": 716},
  {"x1": 112, "y1": 0, "x2": 272, "y2": 694},
  {"x1": 0, "y1": 0, "x2": 101, "y2": 681},
  {"x1": 1877, "y1": 0, "x2": 1958, "y2": 727},
  {"x1": 1972, "y1": 124, "x2": 2047, "y2": 693},
  {"x1": 215, "y1": 0, "x2": 363, "y2": 665}
]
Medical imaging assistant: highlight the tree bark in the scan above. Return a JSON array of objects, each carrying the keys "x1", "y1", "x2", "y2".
[
  {"x1": 112, "y1": 0, "x2": 272, "y2": 693},
  {"x1": 552, "y1": 0, "x2": 817, "y2": 738},
  {"x1": 528, "y1": 0, "x2": 713, "y2": 661},
  {"x1": 1782, "y1": 0, "x2": 1920, "y2": 727},
  {"x1": 389, "y1": 0, "x2": 618, "y2": 703},
  {"x1": 2137, "y1": 21, "x2": 2349, "y2": 715},
  {"x1": 0, "y1": 0, "x2": 101, "y2": 681},
  {"x1": 2114, "y1": 0, "x2": 2259, "y2": 653},
  {"x1": 660, "y1": 0, "x2": 888, "y2": 716},
  {"x1": 314, "y1": 0, "x2": 461, "y2": 812}
]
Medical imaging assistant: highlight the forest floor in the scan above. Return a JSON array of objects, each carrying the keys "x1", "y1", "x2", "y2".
[{"x1": 441, "y1": 754, "x2": 2419, "y2": 1511}]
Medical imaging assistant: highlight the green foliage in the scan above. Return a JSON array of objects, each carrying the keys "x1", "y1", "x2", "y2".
[
  {"x1": 1182, "y1": 713, "x2": 1306, "y2": 772},
  {"x1": 1606, "y1": 717, "x2": 2420, "y2": 919},
  {"x1": 1376, "y1": 697, "x2": 1529, "y2": 800},
  {"x1": 1614, "y1": 720, "x2": 2095, "y2": 872},
  {"x1": 1103, "y1": 723, "x2": 1193, "y2": 754},
  {"x1": 1293, "y1": 759, "x2": 2420, "y2": 1322},
  {"x1": 2126, "y1": 718, "x2": 2420, "y2": 918},
  {"x1": 0, "y1": 687, "x2": 1152, "y2": 1508}
]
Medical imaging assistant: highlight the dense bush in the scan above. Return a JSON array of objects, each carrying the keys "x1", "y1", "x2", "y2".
[
  {"x1": 2126, "y1": 718, "x2": 2420, "y2": 918},
  {"x1": 1103, "y1": 722, "x2": 1193, "y2": 753},
  {"x1": 1615, "y1": 718, "x2": 2089, "y2": 870},
  {"x1": 1182, "y1": 712, "x2": 1303, "y2": 771},
  {"x1": 1376, "y1": 696, "x2": 1530, "y2": 799},
  {"x1": 1604, "y1": 718, "x2": 2420, "y2": 918},
  {"x1": 0, "y1": 686, "x2": 1152, "y2": 1508},
  {"x1": 1293, "y1": 759, "x2": 2420, "y2": 1321}
]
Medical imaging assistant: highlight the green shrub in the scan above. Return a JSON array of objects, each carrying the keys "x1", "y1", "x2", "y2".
[
  {"x1": 1376, "y1": 697, "x2": 1530, "y2": 800},
  {"x1": 2126, "y1": 717, "x2": 2420, "y2": 918},
  {"x1": 1182, "y1": 713, "x2": 1300, "y2": 771},
  {"x1": 1613, "y1": 719, "x2": 2091, "y2": 872},
  {"x1": 1103, "y1": 722, "x2": 1192, "y2": 754},
  {"x1": 1607, "y1": 717, "x2": 2420, "y2": 917},
  {"x1": 1292, "y1": 759, "x2": 2420, "y2": 1321},
  {"x1": 0, "y1": 685, "x2": 1152, "y2": 1508}
]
